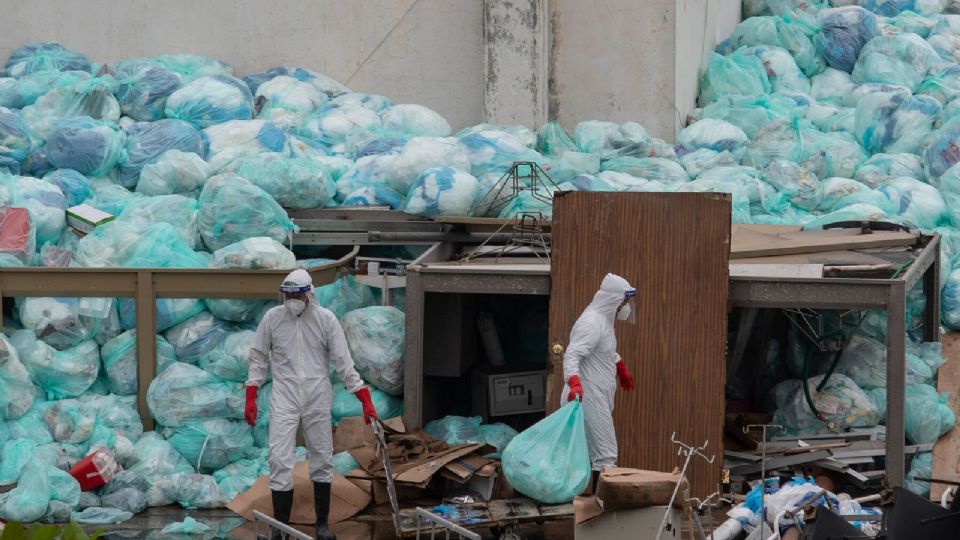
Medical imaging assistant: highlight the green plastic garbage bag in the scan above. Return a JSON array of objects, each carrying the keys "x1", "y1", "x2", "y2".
[
  {"x1": 381, "y1": 104, "x2": 451, "y2": 138},
  {"x1": 228, "y1": 153, "x2": 335, "y2": 209},
  {"x1": 0, "y1": 332, "x2": 36, "y2": 419},
  {"x1": 0, "y1": 438, "x2": 36, "y2": 484},
  {"x1": 118, "y1": 119, "x2": 205, "y2": 190},
  {"x1": 71, "y1": 507, "x2": 134, "y2": 524},
  {"x1": 85, "y1": 393, "x2": 144, "y2": 443},
  {"x1": 116, "y1": 296, "x2": 207, "y2": 334},
  {"x1": 130, "y1": 432, "x2": 195, "y2": 483},
  {"x1": 400, "y1": 166, "x2": 481, "y2": 218},
  {"x1": 21, "y1": 75, "x2": 120, "y2": 139},
  {"x1": 817, "y1": 177, "x2": 869, "y2": 212},
  {"x1": 537, "y1": 122, "x2": 578, "y2": 156},
  {"x1": 102, "y1": 330, "x2": 178, "y2": 395},
  {"x1": 45, "y1": 116, "x2": 125, "y2": 176},
  {"x1": 386, "y1": 137, "x2": 471, "y2": 195},
  {"x1": 197, "y1": 174, "x2": 297, "y2": 252},
  {"x1": 146, "y1": 361, "x2": 244, "y2": 427},
  {"x1": 331, "y1": 383, "x2": 402, "y2": 426},
  {"x1": 699, "y1": 94, "x2": 799, "y2": 138},
  {"x1": 11, "y1": 331, "x2": 99, "y2": 398},
  {"x1": 502, "y1": 400, "x2": 590, "y2": 504},
  {"x1": 255, "y1": 75, "x2": 326, "y2": 130},
  {"x1": 814, "y1": 6, "x2": 881, "y2": 73},
  {"x1": 114, "y1": 60, "x2": 182, "y2": 121},
  {"x1": 773, "y1": 374, "x2": 881, "y2": 434},
  {"x1": 38, "y1": 399, "x2": 96, "y2": 444},
  {"x1": 480, "y1": 423, "x2": 519, "y2": 459},
  {"x1": 918, "y1": 65, "x2": 960, "y2": 106},
  {"x1": 119, "y1": 194, "x2": 202, "y2": 249},
  {"x1": 252, "y1": 382, "x2": 272, "y2": 447},
  {"x1": 905, "y1": 452, "x2": 933, "y2": 497},
  {"x1": 905, "y1": 384, "x2": 955, "y2": 444},
  {"x1": 424, "y1": 416, "x2": 483, "y2": 446},
  {"x1": 457, "y1": 130, "x2": 544, "y2": 178},
  {"x1": 298, "y1": 106, "x2": 382, "y2": 155},
  {"x1": 164, "y1": 75, "x2": 254, "y2": 129},
  {"x1": 836, "y1": 334, "x2": 934, "y2": 388},
  {"x1": 162, "y1": 516, "x2": 212, "y2": 535},
  {"x1": 855, "y1": 152, "x2": 925, "y2": 188},
  {"x1": 205, "y1": 237, "x2": 293, "y2": 322},
  {"x1": 74, "y1": 221, "x2": 207, "y2": 269},
  {"x1": 0, "y1": 461, "x2": 51, "y2": 522},
  {"x1": 5, "y1": 42, "x2": 91, "y2": 76},
  {"x1": 203, "y1": 119, "x2": 289, "y2": 171},
  {"x1": 136, "y1": 149, "x2": 211, "y2": 197},
  {"x1": 164, "y1": 311, "x2": 235, "y2": 363},
  {"x1": 854, "y1": 92, "x2": 941, "y2": 154},
  {"x1": 810, "y1": 68, "x2": 857, "y2": 106},
  {"x1": 600, "y1": 156, "x2": 689, "y2": 185},
  {"x1": 0, "y1": 174, "x2": 68, "y2": 246},
  {"x1": 341, "y1": 306, "x2": 405, "y2": 395},
  {"x1": 762, "y1": 159, "x2": 824, "y2": 211},
  {"x1": 928, "y1": 14, "x2": 960, "y2": 63},
  {"x1": 740, "y1": 45, "x2": 811, "y2": 94},
  {"x1": 146, "y1": 472, "x2": 226, "y2": 509},
  {"x1": 314, "y1": 275, "x2": 377, "y2": 320},
  {"x1": 6, "y1": 403, "x2": 54, "y2": 444},
  {"x1": 332, "y1": 451, "x2": 359, "y2": 476},
  {"x1": 165, "y1": 418, "x2": 252, "y2": 472},
  {"x1": 877, "y1": 176, "x2": 947, "y2": 229},
  {"x1": 196, "y1": 330, "x2": 253, "y2": 382},
  {"x1": 852, "y1": 33, "x2": 937, "y2": 92},
  {"x1": 677, "y1": 119, "x2": 749, "y2": 153},
  {"x1": 100, "y1": 488, "x2": 148, "y2": 515},
  {"x1": 16, "y1": 297, "x2": 103, "y2": 351},
  {"x1": 698, "y1": 51, "x2": 771, "y2": 107},
  {"x1": 214, "y1": 458, "x2": 265, "y2": 501}
]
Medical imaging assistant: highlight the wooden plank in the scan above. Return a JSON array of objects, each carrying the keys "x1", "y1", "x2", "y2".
[
  {"x1": 729, "y1": 450, "x2": 832, "y2": 476},
  {"x1": 548, "y1": 192, "x2": 730, "y2": 497},
  {"x1": 730, "y1": 227, "x2": 918, "y2": 260},
  {"x1": 932, "y1": 332, "x2": 960, "y2": 500},
  {"x1": 732, "y1": 251, "x2": 893, "y2": 266}
]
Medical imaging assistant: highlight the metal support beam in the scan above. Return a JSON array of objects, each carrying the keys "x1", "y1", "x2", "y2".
[
  {"x1": 886, "y1": 280, "x2": 907, "y2": 489},
  {"x1": 417, "y1": 272, "x2": 550, "y2": 295},
  {"x1": 136, "y1": 271, "x2": 157, "y2": 430},
  {"x1": 924, "y1": 238, "x2": 942, "y2": 343},
  {"x1": 730, "y1": 277, "x2": 892, "y2": 309},
  {"x1": 903, "y1": 235, "x2": 939, "y2": 293},
  {"x1": 403, "y1": 271, "x2": 425, "y2": 430}
]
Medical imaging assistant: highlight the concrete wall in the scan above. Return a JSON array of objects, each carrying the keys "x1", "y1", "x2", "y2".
[
  {"x1": 0, "y1": 0, "x2": 485, "y2": 130},
  {"x1": 0, "y1": 0, "x2": 740, "y2": 139}
]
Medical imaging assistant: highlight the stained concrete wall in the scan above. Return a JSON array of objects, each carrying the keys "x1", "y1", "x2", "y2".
[{"x1": 0, "y1": 0, "x2": 739, "y2": 139}]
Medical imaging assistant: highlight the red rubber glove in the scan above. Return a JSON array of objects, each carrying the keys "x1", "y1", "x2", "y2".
[
  {"x1": 244, "y1": 385, "x2": 259, "y2": 426},
  {"x1": 567, "y1": 375, "x2": 583, "y2": 402},
  {"x1": 354, "y1": 387, "x2": 378, "y2": 424},
  {"x1": 616, "y1": 361, "x2": 635, "y2": 391}
]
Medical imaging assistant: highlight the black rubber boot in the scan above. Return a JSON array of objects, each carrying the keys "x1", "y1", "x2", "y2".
[
  {"x1": 591, "y1": 470, "x2": 601, "y2": 494},
  {"x1": 314, "y1": 481, "x2": 336, "y2": 540},
  {"x1": 270, "y1": 489, "x2": 293, "y2": 540}
]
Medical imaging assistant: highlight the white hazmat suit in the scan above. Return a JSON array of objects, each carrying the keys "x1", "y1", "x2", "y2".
[
  {"x1": 561, "y1": 273, "x2": 635, "y2": 471},
  {"x1": 246, "y1": 278, "x2": 366, "y2": 491}
]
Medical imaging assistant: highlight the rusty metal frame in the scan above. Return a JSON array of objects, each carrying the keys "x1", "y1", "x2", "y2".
[
  {"x1": 729, "y1": 234, "x2": 940, "y2": 488},
  {"x1": 0, "y1": 246, "x2": 358, "y2": 430}
]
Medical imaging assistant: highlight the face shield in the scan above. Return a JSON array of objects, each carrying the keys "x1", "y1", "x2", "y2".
[
  {"x1": 616, "y1": 289, "x2": 636, "y2": 324},
  {"x1": 279, "y1": 279, "x2": 312, "y2": 303}
]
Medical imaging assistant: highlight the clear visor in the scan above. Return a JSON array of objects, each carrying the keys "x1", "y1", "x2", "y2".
[
  {"x1": 617, "y1": 291, "x2": 636, "y2": 324},
  {"x1": 279, "y1": 283, "x2": 312, "y2": 294}
]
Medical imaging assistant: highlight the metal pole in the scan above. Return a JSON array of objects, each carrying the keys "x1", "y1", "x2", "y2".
[
  {"x1": 414, "y1": 508, "x2": 481, "y2": 540},
  {"x1": 743, "y1": 424, "x2": 784, "y2": 527},
  {"x1": 656, "y1": 433, "x2": 715, "y2": 540}
]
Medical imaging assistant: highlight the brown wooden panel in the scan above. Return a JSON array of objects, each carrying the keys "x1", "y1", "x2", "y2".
[
  {"x1": 547, "y1": 192, "x2": 730, "y2": 497},
  {"x1": 932, "y1": 332, "x2": 960, "y2": 500}
]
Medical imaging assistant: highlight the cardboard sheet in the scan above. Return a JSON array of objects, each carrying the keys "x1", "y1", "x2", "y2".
[
  {"x1": 227, "y1": 461, "x2": 371, "y2": 525},
  {"x1": 333, "y1": 416, "x2": 404, "y2": 453},
  {"x1": 595, "y1": 468, "x2": 685, "y2": 510}
]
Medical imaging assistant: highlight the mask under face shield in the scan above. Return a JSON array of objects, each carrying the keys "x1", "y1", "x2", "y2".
[{"x1": 617, "y1": 289, "x2": 636, "y2": 324}]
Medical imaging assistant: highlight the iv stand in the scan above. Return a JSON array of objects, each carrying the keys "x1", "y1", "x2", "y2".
[
  {"x1": 743, "y1": 424, "x2": 785, "y2": 533},
  {"x1": 656, "y1": 432, "x2": 716, "y2": 540}
]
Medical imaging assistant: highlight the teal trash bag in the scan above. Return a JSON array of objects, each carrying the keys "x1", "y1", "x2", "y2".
[
  {"x1": 164, "y1": 75, "x2": 254, "y2": 129},
  {"x1": 84, "y1": 393, "x2": 144, "y2": 443},
  {"x1": 203, "y1": 119, "x2": 290, "y2": 171},
  {"x1": 905, "y1": 452, "x2": 933, "y2": 497},
  {"x1": 5, "y1": 42, "x2": 91, "y2": 76},
  {"x1": 145, "y1": 54, "x2": 233, "y2": 81},
  {"x1": 677, "y1": 119, "x2": 749, "y2": 153},
  {"x1": 298, "y1": 106, "x2": 382, "y2": 156},
  {"x1": 100, "y1": 487, "x2": 147, "y2": 515},
  {"x1": 45, "y1": 116, "x2": 125, "y2": 177},
  {"x1": 691, "y1": 166, "x2": 789, "y2": 215},
  {"x1": 314, "y1": 275, "x2": 377, "y2": 320},
  {"x1": 71, "y1": 507, "x2": 133, "y2": 524},
  {"x1": 928, "y1": 14, "x2": 960, "y2": 62},
  {"x1": 819, "y1": 177, "x2": 871, "y2": 212},
  {"x1": 117, "y1": 296, "x2": 207, "y2": 334},
  {"x1": 905, "y1": 384, "x2": 956, "y2": 444},
  {"x1": 802, "y1": 203, "x2": 891, "y2": 230},
  {"x1": 197, "y1": 174, "x2": 297, "y2": 252},
  {"x1": 836, "y1": 334, "x2": 933, "y2": 388},
  {"x1": 918, "y1": 65, "x2": 960, "y2": 106},
  {"x1": 146, "y1": 361, "x2": 244, "y2": 427},
  {"x1": 11, "y1": 331, "x2": 99, "y2": 398},
  {"x1": 114, "y1": 60, "x2": 182, "y2": 122},
  {"x1": 854, "y1": 92, "x2": 941, "y2": 154},
  {"x1": 742, "y1": 119, "x2": 867, "y2": 179},
  {"x1": 37, "y1": 399, "x2": 96, "y2": 444},
  {"x1": 0, "y1": 438, "x2": 37, "y2": 484},
  {"x1": 457, "y1": 130, "x2": 544, "y2": 178},
  {"x1": 334, "y1": 154, "x2": 397, "y2": 202},
  {"x1": 146, "y1": 472, "x2": 227, "y2": 510},
  {"x1": 118, "y1": 119, "x2": 205, "y2": 190},
  {"x1": 600, "y1": 157, "x2": 689, "y2": 185},
  {"x1": 130, "y1": 432, "x2": 195, "y2": 483},
  {"x1": 700, "y1": 94, "x2": 799, "y2": 138},
  {"x1": 73, "y1": 221, "x2": 208, "y2": 269},
  {"x1": 0, "y1": 461, "x2": 51, "y2": 522},
  {"x1": 0, "y1": 333, "x2": 36, "y2": 419},
  {"x1": 342, "y1": 185, "x2": 403, "y2": 209},
  {"x1": 805, "y1": 102, "x2": 856, "y2": 134},
  {"x1": 162, "y1": 516, "x2": 212, "y2": 535},
  {"x1": 214, "y1": 460, "x2": 265, "y2": 502},
  {"x1": 480, "y1": 423, "x2": 519, "y2": 459},
  {"x1": 164, "y1": 311, "x2": 235, "y2": 363},
  {"x1": 762, "y1": 159, "x2": 824, "y2": 211},
  {"x1": 502, "y1": 400, "x2": 590, "y2": 504},
  {"x1": 165, "y1": 418, "x2": 253, "y2": 472},
  {"x1": 102, "y1": 330, "x2": 178, "y2": 395},
  {"x1": 739, "y1": 45, "x2": 811, "y2": 94},
  {"x1": 43, "y1": 169, "x2": 91, "y2": 207},
  {"x1": 455, "y1": 124, "x2": 537, "y2": 149},
  {"x1": 851, "y1": 33, "x2": 937, "y2": 92},
  {"x1": 855, "y1": 152, "x2": 925, "y2": 188},
  {"x1": 119, "y1": 194, "x2": 202, "y2": 249},
  {"x1": 814, "y1": 6, "x2": 882, "y2": 74},
  {"x1": 227, "y1": 153, "x2": 335, "y2": 209},
  {"x1": 21, "y1": 76, "x2": 121, "y2": 139},
  {"x1": 424, "y1": 416, "x2": 483, "y2": 446},
  {"x1": 331, "y1": 383, "x2": 402, "y2": 426},
  {"x1": 255, "y1": 75, "x2": 326, "y2": 130},
  {"x1": 537, "y1": 122, "x2": 578, "y2": 156},
  {"x1": 571, "y1": 121, "x2": 656, "y2": 158},
  {"x1": 332, "y1": 451, "x2": 360, "y2": 476},
  {"x1": 0, "y1": 70, "x2": 91, "y2": 110},
  {"x1": 0, "y1": 174, "x2": 68, "y2": 246},
  {"x1": 400, "y1": 166, "x2": 481, "y2": 217},
  {"x1": 6, "y1": 403, "x2": 54, "y2": 444},
  {"x1": 206, "y1": 237, "x2": 294, "y2": 322},
  {"x1": 136, "y1": 149, "x2": 211, "y2": 197},
  {"x1": 16, "y1": 296, "x2": 102, "y2": 350},
  {"x1": 325, "y1": 92, "x2": 390, "y2": 113},
  {"x1": 380, "y1": 104, "x2": 451, "y2": 138},
  {"x1": 386, "y1": 137, "x2": 471, "y2": 194},
  {"x1": 698, "y1": 51, "x2": 772, "y2": 107},
  {"x1": 0, "y1": 109, "x2": 33, "y2": 165},
  {"x1": 810, "y1": 68, "x2": 858, "y2": 106},
  {"x1": 196, "y1": 330, "x2": 253, "y2": 382},
  {"x1": 877, "y1": 177, "x2": 947, "y2": 230},
  {"x1": 772, "y1": 374, "x2": 881, "y2": 434},
  {"x1": 341, "y1": 306, "x2": 405, "y2": 395},
  {"x1": 675, "y1": 177, "x2": 753, "y2": 224},
  {"x1": 722, "y1": 14, "x2": 825, "y2": 77}
]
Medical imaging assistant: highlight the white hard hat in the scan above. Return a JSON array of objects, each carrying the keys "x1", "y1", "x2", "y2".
[{"x1": 280, "y1": 268, "x2": 313, "y2": 293}]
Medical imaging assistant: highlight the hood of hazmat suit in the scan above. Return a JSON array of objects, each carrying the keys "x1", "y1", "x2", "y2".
[
  {"x1": 246, "y1": 282, "x2": 365, "y2": 491},
  {"x1": 561, "y1": 273, "x2": 634, "y2": 470}
]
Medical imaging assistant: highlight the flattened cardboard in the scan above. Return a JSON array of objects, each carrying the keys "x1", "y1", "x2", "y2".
[
  {"x1": 333, "y1": 416, "x2": 405, "y2": 453},
  {"x1": 596, "y1": 468, "x2": 686, "y2": 511},
  {"x1": 227, "y1": 461, "x2": 370, "y2": 524},
  {"x1": 574, "y1": 496, "x2": 604, "y2": 525}
]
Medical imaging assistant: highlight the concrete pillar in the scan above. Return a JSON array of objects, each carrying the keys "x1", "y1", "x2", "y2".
[{"x1": 483, "y1": 0, "x2": 549, "y2": 127}]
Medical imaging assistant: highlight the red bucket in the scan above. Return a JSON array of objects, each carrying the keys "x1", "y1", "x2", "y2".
[{"x1": 69, "y1": 449, "x2": 119, "y2": 492}]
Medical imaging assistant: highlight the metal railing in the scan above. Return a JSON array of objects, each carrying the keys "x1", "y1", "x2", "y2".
[{"x1": 414, "y1": 507, "x2": 482, "y2": 540}]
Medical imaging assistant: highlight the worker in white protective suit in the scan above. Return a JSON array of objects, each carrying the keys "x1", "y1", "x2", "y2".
[
  {"x1": 245, "y1": 269, "x2": 378, "y2": 540},
  {"x1": 562, "y1": 273, "x2": 636, "y2": 491}
]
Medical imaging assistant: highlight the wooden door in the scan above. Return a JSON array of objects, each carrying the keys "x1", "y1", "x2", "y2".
[{"x1": 547, "y1": 192, "x2": 731, "y2": 496}]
